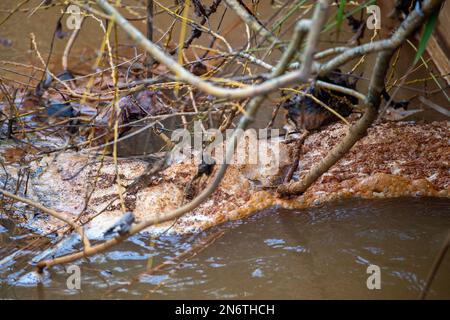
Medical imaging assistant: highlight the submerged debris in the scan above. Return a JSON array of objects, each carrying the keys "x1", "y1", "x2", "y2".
[{"x1": 91, "y1": 89, "x2": 172, "y2": 145}]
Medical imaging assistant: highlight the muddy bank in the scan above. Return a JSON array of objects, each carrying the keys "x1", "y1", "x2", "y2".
[{"x1": 0, "y1": 121, "x2": 448, "y2": 239}]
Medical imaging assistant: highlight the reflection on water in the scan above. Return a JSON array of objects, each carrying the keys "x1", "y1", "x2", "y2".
[{"x1": 0, "y1": 197, "x2": 449, "y2": 299}]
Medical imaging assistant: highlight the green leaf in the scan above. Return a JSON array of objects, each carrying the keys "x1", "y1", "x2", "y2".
[
  {"x1": 336, "y1": 0, "x2": 347, "y2": 39},
  {"x1": 413, "y1": 8, "x2": 441, "y2": 66},
  {"x1": 322, "y1": 0, "x2": 375, "y2": 33}
]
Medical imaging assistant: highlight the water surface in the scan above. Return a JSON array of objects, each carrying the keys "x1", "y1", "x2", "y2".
[{"x1": 1, "y1": 197, "x2": 449, "y2": 299}]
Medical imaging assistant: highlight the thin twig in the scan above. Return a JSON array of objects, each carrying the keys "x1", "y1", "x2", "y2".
[
  {"x1": 278, "y1": 49, "x2": 395, "y2": 196},
  {"x1": 0, "y1": 189, "x2": 91, "y2": 250},
  {"x1": 62, "y1": 16, "x2": 85, "y2": 71},
  {"x1": 224, "y1": 0, "x2": 280, "y2": 46},
  {"x1": 420, "y1": 230, "x2": 450, "y2": 300},
  {"x1": 36, "y1": 0, "x2": 327, "y2": 269}
]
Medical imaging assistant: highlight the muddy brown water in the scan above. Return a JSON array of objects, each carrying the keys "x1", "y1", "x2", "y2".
[{"x1": 0, "y1": 197, "x2": 449, "y2": 299}]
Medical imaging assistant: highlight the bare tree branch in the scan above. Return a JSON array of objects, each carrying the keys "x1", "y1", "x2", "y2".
[
  {"x1": 93, "y1": 0, "x2": 443, "y2": 101},
  {"x1": 224, "y1": 0, "x2": 280, "y2": 45},
  {"x1": 0, "y1": 189, "x2": 92, "y2": 250},
  {"x1": 278, "y1": 50, "x2": 394, "y2": 196},
  {"x1": 276, "y1": 0, "x2": 445, "y2": 196},
  {"x1": 36, "y1": 0, "x2": 329, "y2": 270}
]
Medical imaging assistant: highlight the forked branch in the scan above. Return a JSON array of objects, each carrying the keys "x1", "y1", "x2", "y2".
[{"x1": 35, "y1": 0, "x2": 330, "y2": 270}]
